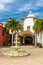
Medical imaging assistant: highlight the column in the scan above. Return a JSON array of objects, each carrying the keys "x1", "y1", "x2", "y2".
[
  {"x1": 23, "y1": 37, "x2": 25, "y2": 44},
  {"x1": 12, "y1": 33, "x2": 13, "y2": 46},
  {"x1": 33, "y1": 37, "x2": 34, "y2": 45},
  {"x1": 35, "y1": 33, "x2": 37, "y2": 47}
]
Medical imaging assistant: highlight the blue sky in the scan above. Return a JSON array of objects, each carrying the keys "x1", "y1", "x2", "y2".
[{"x1": 0, "y1": 0, "x2": 43, "y2": 22}]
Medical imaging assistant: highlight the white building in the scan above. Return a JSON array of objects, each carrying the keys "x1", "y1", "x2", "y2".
[
  {"x1": 23, "y1": 11, "x2": 36, "y2": 33},
  {"x1": 37, "y1": 32, "x2": 43, "y2": 46},
  {"x1": 19, "y1": 11, "x2": 43, "y2": 46},
  {"x1": 1, "y1": 11, "x2": 43, "y2": 46}
]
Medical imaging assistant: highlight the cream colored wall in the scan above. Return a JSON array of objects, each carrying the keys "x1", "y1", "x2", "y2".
[
  {"x1": 42, "y1": 32, "x2": 43, "y2": 46},
  {"x1": 37, "y1": 32, "x2": 43, "y2": 45},
  {"x1": 23, "y1": 18, "x2": 34, "y2": 33}
]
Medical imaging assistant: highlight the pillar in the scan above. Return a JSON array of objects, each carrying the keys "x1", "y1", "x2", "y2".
[
  {"x1": 12, "y1": 33, "x2": 13, "y2": 46},
  {"x1": 23, "y1": 37, "x2": 25, "y2": 44},
  {"x1": 35, "y1": 33, "x2": 37, "y2": 47}
]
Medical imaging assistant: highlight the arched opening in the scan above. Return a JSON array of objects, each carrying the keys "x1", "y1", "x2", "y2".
[
  {"x1": 25, "y1": 36, "x2": 33, "y2": 45},
  {"x1": 19, "y1": 31, "x2": 35, "y2": 45}
]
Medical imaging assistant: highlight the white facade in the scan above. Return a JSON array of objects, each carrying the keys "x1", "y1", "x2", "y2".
[
  {"x1": 23, "y1": 18, "x2": 34, "y2": 33},
  {"x1": 23, "y1": 11, "x2": 36, "y2": 33},
  {"x1": 22, "y1": 11, "x2": 43, "y2": 46},
  {"x1": 37, "y1": 32, "x2": 43, "y2": 46},
  {"x1": 42, "y1": 32, "x2": 43, "y2": 46}
]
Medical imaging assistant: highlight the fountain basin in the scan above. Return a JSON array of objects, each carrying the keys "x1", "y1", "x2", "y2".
[{"x1": 3, "y1": 48, "x2": 30, "y2": 57}]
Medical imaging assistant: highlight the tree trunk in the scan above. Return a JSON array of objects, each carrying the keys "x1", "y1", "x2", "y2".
[
  {"x1": 12, "y1": 33, "x2": 13, "y2": 46},
  {"x1": 35, "y1": 33, "x2": 37, "y2": 47}
]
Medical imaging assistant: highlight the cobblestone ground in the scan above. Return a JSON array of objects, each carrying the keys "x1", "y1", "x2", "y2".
[{"x1": 0, "y1": 46, "x2": 43, "y2": 65}]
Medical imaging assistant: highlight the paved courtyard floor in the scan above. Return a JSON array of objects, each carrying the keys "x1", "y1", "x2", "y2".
[{"x1": 0, "y1": 46, "x2": 43, "y2": 65}]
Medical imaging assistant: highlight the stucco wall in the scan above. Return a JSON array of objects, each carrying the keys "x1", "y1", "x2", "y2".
[
  {"x1": 0, "y1": 27, "x2": 9, "y2": 46},
  {"x1": 42, "y1": 32, "x2": 43, "y2": 46},
  {"x1": 37, "y1": 32, "x2": 43, "y2": 45},
  {"x1": 23, "y1": 18, "x2": 34, "y2": 33}
]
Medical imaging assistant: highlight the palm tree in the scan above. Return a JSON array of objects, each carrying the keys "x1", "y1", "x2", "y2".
[
  {"x1": 33, "y1": 18, "x2": 43, "y2": 33},
  {"x1": 5, "y1": 18, "x2": 22, "y2": 46},
  {"x1": 40, "y1": 18, "x2": 43, "y2": 32},
  {"x1": 33, "y1": 18, "x2": 43, "y2": 47}
]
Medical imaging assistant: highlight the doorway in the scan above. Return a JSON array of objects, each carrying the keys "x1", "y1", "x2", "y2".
[{"x1": 25, "y1": 36, "x2": 33, "y2": 45}]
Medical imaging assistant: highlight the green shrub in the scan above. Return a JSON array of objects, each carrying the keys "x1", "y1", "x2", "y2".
[
  {"x1": 37, "y1": 43, "x2": 42, "y2": 48},
  {"x1": 3, "y1": 42, "x2": 9, "y2": 46}
]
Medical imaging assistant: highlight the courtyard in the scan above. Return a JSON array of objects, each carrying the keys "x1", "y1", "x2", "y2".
[{"x1": 0, "y1": 46, "x2": 43, "y2": 65}]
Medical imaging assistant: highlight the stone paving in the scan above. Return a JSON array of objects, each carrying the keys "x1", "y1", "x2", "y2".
[{"x1": 0, "y1": 46, "x2": 43, "y2": 65}]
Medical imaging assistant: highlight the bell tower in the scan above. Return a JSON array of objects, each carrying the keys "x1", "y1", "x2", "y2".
[{"x1": 21, "y1": 17, "x2": 24, "y2": 31}]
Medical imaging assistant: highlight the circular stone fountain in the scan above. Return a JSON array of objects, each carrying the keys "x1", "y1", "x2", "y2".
[{"x1": 3, "y1": 33, "x2": 30, "y2": 57}]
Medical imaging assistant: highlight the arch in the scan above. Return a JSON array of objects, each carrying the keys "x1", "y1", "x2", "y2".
[
  {"x1": 19, "y1": 31, "x2": 35, "y2": 45},
  {"x1": 19, "y1": 31, "x2": 34, "y2": 37},
  {"x1": 24, "y1": 36, "x2": 33, "y2": 45}
]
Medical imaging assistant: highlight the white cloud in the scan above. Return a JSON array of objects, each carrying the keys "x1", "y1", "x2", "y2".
[
  {"x1": 0, "y1": 0, "x2": 14, "y2": 3},
  {"x1": 36, "y1": 3, "x2": 43, "y2": 7},
  {"x1": 0, "y1": 0, "x2": 15, "y2": 11},
  {"x1": 18, "y1": 3, "x2": 32, "y2": 11},
  {"x1": 0, "y1": 4, "x2": 10, "y2": 11},
  {"x1": 18, "y1": 0, "x2": 43, "y2": 12},
  {"x1": 33, "y1": 12, "x2": 43, "y2": 18},
  {"x1": 0, "y1": 0, "x2": 16, "y2": 11},
  {"x1": 33, "y1": 12, "x2": 40, "y2": 16},
  {"x1": 0, "y1": 4, "x2": 5, "y2": 11},
  {"x1": 36, "y1": 0, "x2": 43, "y2": 7},
  {"x1": 18, "y1": 3, "x2": 38, "y2": 12},
  {"x1": 29, "y1": 6, "x2": 38, "y2": 10}
]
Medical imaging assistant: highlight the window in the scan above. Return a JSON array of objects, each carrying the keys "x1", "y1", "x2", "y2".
[
  {"x1": 27, "y1": 26, "x2": 30, "y2": 31},
  {"x1": 2, "y1": 30, "x2": 4, "y2": 36}
]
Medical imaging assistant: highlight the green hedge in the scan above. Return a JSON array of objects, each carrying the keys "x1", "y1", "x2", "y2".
[
  {"x1": 3, "y1": 42, "x2": 10, "y2": 46},
  {"x1": 37, "y1": 43, "x2": 42, "y2": 48}
]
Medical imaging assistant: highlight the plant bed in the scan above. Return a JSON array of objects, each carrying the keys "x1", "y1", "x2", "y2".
[{"x1": 3, "y1": 47, "x2": 30, "y2": 57}]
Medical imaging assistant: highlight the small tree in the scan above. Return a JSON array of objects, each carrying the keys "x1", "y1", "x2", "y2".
[
  {"x1": 33, "y1": 18, "x2": 43, "y2": 34},
  {"x1": 33, "y1": 18, "x2": 43, "y2": 47},
  {"x1": 5, "y1": 18, "x2": 22, "y2": 46}
]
